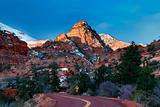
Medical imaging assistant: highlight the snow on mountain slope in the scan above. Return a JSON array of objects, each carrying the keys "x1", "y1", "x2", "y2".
[
  {"x1": 27, "y1": 40, "x2": 47, "y2": 48},
  {"x1": 99, "y1": 34, "x2": 130, "y2": 50},
  {"x1": 0, "y1": 22, "x2": 35, "y2": 41}
]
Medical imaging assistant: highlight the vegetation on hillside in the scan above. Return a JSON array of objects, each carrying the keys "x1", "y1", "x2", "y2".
[
  {"x1": 67, "y1": 42, "x2": 160, "y2": 106},
  {"x1": 1, "y1": 42, "x2": 160, "y2": 107}
]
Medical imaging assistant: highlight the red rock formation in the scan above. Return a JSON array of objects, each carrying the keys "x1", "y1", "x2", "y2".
[
  {"x1": 3, "y1": 88, "x2": 17, "y2": 99},
  {"x1": 0, "y1": 30, "x2": 28, "y2": 64},
  {"x1": 67, "y1": 21, "x2": 111, "y2": 49},
  {"x1": 53, "y1": 21, "x2": 112, "y2": 63},
  {"x1": 54, "y1": 33, "x2": 68, "y2": 42}
]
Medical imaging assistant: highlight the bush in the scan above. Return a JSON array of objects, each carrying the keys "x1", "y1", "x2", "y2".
[
  {"x1": 85, "y1": 88, "x2": 96, "y2": 96},
  {"x1": 147, "y1": 44, "x2": 156, "y2": 52},
  {"x1": 119, "y1": 85, "x2": 136, "y2": 100},
  {"x1": 0, "y1": 63, "x2": 11, "y2": 72},
  {"x1": 67, "y1": 72, "x2": 92, "y2": 95},
  {"x1": 66, "y1": 85, "x2": 78, "y2": 95},
  {"x1": 0, "y1": 90, "x2": 15, "y2": 106},
  {"x1": 149, "y1": 83, "x2": 160, "y2": 107},
  {"x1": 148, "y1": 61, "x2": 160, "y2": 70},
  {"x1": 94, "y1": 65, "x2": 114, "y2": 86},
  {"x1": 97, "y1": 81, "x2": 118, "y2": 97},
  {"x1": 132, "y1": 90, "x2": 150, "y2": 106},
  {"x1": 15, "y1": 63, "x2": 59, "y2": 101},
  {"x1": 137, "y1": 67, "x2": 157, "y2": 91},
  {"x1": 16, "y1": 76, "x2": 35, "y2": 101}
]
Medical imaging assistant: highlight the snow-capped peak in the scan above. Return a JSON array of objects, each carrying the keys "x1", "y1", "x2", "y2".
[{"x1": 0, "y1": 22, "x2": 35, "y2": 42}]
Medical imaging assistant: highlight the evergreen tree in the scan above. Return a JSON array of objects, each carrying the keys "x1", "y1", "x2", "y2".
[
  {"x1": 78, "y1": 72, "x2": 91, "y2": 94},
  {"x1": 95, "y1": 65, "x2": 107, "y2": 86},
  {"x1": 94, "y1": 65, "x2": 113, "y2": 86},
  {"x1": 117, "y1": 42, "x2": 141, "y2": 84},
  {"x1": 49, "y1": 63, "x2": 60, "y2": 91},
  {"x1": 137, "y1": 67, "x2": 157, "y2": 91},
  {"x1": 16, "y1": 76, "x2": 34, "y2": 101},
  {"x1": 67, "y1": 72, "x2": 92, "y2": 94}
]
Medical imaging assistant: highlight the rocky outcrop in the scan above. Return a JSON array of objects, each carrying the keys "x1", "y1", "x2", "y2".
[
  {"x1": 0, "y1": 30, "x2": 28, "y2": 64},
  {"x1": 67, "y1": 21, "x2": 111, "y2": 50},
  {"x1": 99, "y1": 34, "x2": 130, "y2": 50},
  {"x1": 31, "y1": 21, "x2": 130, "y2": 52},
  {"x1": 52, "y1": 21, "x2": 113, "y2": 63},
  {"x1": 54, "y1": 33, "x2": 68, "y2": 42}
]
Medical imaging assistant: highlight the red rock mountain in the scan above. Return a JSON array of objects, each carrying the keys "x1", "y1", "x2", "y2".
[
  {"x1": 36, "y1": 21, "x2": 133, "y2": 65},
  {"x1": 29, "y1": 21, "x2": 146, "y2": 72},
  {"x1": 0, "y1": 30, "x2": 28, "y2": 64},
  {"x1": 28, "y1": 21, "x2": 130, "y2": 51},
  {"x1": 55, "y1": 21, "x2": 112, "y2": 50},
  {"x1": 53, "y1": 21, "x2": 113, "y2": 63}
]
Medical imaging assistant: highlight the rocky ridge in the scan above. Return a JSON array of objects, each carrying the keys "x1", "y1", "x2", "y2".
[{"x1": 0, "y1": 30, "x2": 28, "y2": 64}]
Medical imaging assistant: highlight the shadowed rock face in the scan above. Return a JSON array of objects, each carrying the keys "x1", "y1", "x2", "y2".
[{"x1": 0, "y1": 30, "x2": 28, "y2": 64}]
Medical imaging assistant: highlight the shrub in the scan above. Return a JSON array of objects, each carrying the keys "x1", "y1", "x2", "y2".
[
  {"x1": 147, "y1": 44, "x2": 156, "y2": 52},
  {"x1": 119, "y1": 85, "x2": 136, "y2": 100},
  {"x1": 0, "y1": 90, "x2": 15, "y2": 106},
  {"x1": 0, "y1": 63, "x2": 11, "y2": 72},
  {"x1": 66, "y1": 85, "x2": 78, "y2": 95},
  {"x1": 132, "y1": 90, "x2": 150, "y2": 106},
  {"x1": 137, "y1": 67, "x2": 157, "y2": 91},
  {"x1": 94, "y1": 65, "x2": 114, "y2": 86},
  {"x1": 149, "y1": 83, "x2": 160, "y2": 107},
  {"x1": 15, "y1": 63, "x2": 60, "y2": 101},
  {"x1": 67, "y1": 72, "x2": 92, "y2": 95},
  {"x1": 85, "y1": 88, "x2": 96, "y2": 96},
  {"x1": 97, "y1": 81, "x2": 118, "y2": 97}
]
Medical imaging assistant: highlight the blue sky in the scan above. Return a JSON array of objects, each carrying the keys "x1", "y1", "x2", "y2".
[{"x1": 0, "y1": 0, "x2": 160, "y2": 44}]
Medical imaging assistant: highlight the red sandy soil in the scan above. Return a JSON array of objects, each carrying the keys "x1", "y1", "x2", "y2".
[{"x1": 44, "y1": 93, "x2": 141, "y2": 107}]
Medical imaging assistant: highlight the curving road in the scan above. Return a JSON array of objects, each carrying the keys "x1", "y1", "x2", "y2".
[{"x1": 45, "y1": 93, "x2": 133, "y2": 107}]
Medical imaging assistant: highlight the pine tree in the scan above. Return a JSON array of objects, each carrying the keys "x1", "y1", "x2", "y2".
[
  {"x1": 117, "y1": 42, "x2": 141, "y2": 84},
  {"x1": 94, "y1": 65, "x2": 113, "y2": 86},
  {"x1": 49, "y1": 63, "x2": 60, "y2": 91},
  {"x1": 78, "y1": 72, "x2": 91, "y2": 94},
  {"x1": 137, "y1": 67, "x2": 157, "y2": 91}
]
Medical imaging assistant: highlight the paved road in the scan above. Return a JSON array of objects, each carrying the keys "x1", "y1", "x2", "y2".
[{"x1": 46, "y1": 93, "x2": 125, "y2": 107}]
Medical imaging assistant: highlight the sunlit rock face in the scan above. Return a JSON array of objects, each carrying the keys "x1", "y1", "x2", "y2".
[
  {"x1": 99, "y1": 34, "x2": 130, "y2": 51},
  {"x1": 54, "y1": 33, "x2": 68, "y2": 42},
  {"x1": 67, "y1": 21, "x2": 111, "y2": 49}
]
